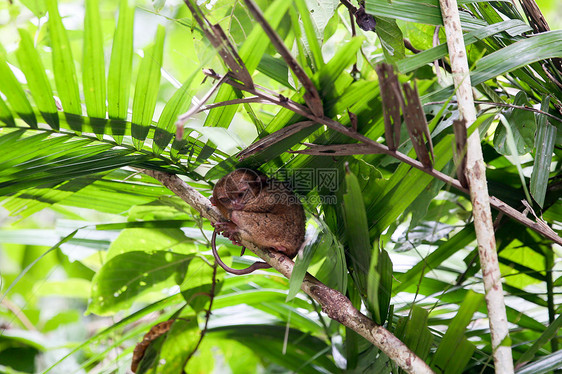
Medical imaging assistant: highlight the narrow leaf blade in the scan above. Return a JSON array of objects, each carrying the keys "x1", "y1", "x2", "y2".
[
  {"x1": 46, "y1": 0, "x2": 82, "y2": 115},
  {"x1": 0, "y1": 56, "x2": 37, "y2": 127},
  {"x1": 83, "y1": 0, "x2": 106, "y2": 121},
  {"x1": 131, "y1": 25, "x2": 165, "y2": 150},
  {"x1": 530, "y1": 97, "x2": 556, "y2": 208},
  {"x1": 107, "y1": 0, "x2": 135, "y2": 143},
  {"x1": 16, "y1": 29, "x2": 59, "y2": 129}
]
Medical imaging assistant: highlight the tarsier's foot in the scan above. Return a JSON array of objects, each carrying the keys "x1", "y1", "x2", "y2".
[
  {"x1": 211, "y1": 230, "x2": 271, "y2": 275},
  {"x1": 212, "y1": 221, "x2": 243, "y2": 246}
]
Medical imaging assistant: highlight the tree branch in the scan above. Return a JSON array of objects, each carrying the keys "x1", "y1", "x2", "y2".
[
  {"x1": 140, "y1": 168, "x2": 435, "y2": 374},
  {"x1": 439, "y1": 0, "x2": 514, "y2": 372}
]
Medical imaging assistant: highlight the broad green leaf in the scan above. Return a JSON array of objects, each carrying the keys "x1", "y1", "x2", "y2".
[
  {"x1": 211, "y1": 339, "x2": 260, "y2": 374},
  {"x1": 0, "y1": 54, "x2": 37, "y2": 127},
  {"x1": 16, "y1": 29, "x2": 59, "y2": 129},
  {"x1": 394, "y1": 224, "x2": 475, "y2": 294},
  {"x1": 183, "y1": 124, "x2": 246, "y2": 155},
  {"x1": 210, "y1": 325, "x2": 338, "y2": 373},
  {"x1": 517, "y1": 313, "x2": 562, "y2": 366},
  {"x1": 20, "y1": 0, "x2": 47, "y2": 17},
  {"x1": 0, "y1": 229, "x2": 78, "y2": 304},
  {"x1": 257, "y1": 55, "x2": 293, "y2": 89},
  {"x1": 316, "y1": 36, "x2": 364, "y2": 98},
  {"x1": 107, "y1": 0, "x2": 135, "y2": 143},
  {"x1": 153, "y1": 70, "x2": 201, "y2": 154},
  {"x1": 43, "y1": 295, "x2": 183, "y2": 373},
  {"x1": 295, "y1": 0, "x2": 328, "y2": 70},
  {"x1": 395, "y1": 305, "x2": 433, "y2": 361},
  {"x1": 213, "y1": 290, "x2": 310, "y2": 310},
  {"x1": 46, "y1": 0, "x2": 81, "y2": 115},
  {"x1": 342, "y1": 167, "x2": 371, "y2": 296},
  {"x1": 494, "y1": 92, "x2": 536, "y2": 155},
  {"x1": 472, "y1": 31, "x2": 562, "y2": 86},
  {"x1": 312, "y1": 219, "x2": 347, "y2": 293},
  {"x1": 255, "y1": 302, "x2": 324, "y2": 333},
  {"x1": 530, "y1": 97, "x2": 556, "y2": 208},
  {"x1": 0, "y1": 96, "x2": 15, "y2": 126},
  {"x1": 431, "y1": 291, "x2": 483, "y2": 373},
  {"x1": 287, "y1": 217, "x2": 322, "y2": 301},
  {"x1": 83, "y1": 0, "x2": 106, "y2": 122},
  {"x1": 88, "y1": 251, "x2": 193, "y2": 315},
  {"x1": 516, "y1": 351, "x2": 562, "y2": 374},
  {"x1": 132, "y1": 25, "x2": 166, "y2": 149},
  {"x1": 0, "y1": 134, "x2": 146, "y2": 195},
  {"x1": 365, "y1": 0, "x2": 510, "y2": 26},
  {"x1": 397, "y1": 19, "x2": 531, "y2": 74},
  {"x1": 106, "y1": 228, "x2": 198, "y2": 261},
  {"x1": 376, "y1": 16, "x2": 405, "y2": 62},
  {"x1": 367, "y1": 245, "x2": 392, "y2": 324},
  {"x1": 498, "y1": 114, "x2": 533, "y2": 203},
  {"x1": 365, "y1": 0, "x2": 444, "y2": 25},
  {"x1": 153, "y1": 314, "x2": 199, "y2": 373},
  {"x1": 368, "y1": 135, "x2": 455, "y2": 237}
]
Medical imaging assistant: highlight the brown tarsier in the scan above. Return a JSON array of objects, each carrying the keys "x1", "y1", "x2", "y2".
[{"x1": 210, "y1": 168, "x2": 306, "y2": 275}]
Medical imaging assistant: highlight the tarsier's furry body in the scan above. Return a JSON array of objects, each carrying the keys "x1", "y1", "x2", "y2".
[{"x1": 210, "y1": 169, "x2": 305, "y2": 274}]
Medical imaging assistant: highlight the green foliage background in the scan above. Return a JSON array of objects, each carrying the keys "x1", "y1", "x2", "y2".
[{"x1": 0, "y1": 0, "x2": 561, "y2": 373}]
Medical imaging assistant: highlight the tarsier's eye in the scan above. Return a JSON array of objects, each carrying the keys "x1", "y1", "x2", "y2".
[{"x1": 219, "y1": 197, "x2": 230, "y2": 204}]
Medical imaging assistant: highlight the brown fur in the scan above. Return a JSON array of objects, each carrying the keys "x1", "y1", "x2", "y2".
[{"x1": 211, "y1": 169, "x2": 306, "y2": 273}]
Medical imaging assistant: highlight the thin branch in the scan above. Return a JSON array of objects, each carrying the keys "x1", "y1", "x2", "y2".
[
  {"x1": 0, "y1": 299, "x2": 36, "y2": 331},
  {"x1": 197, "y1": 96, "x2": 269, "y2": 113},
  {"x1": 184, "y1": 259, "x2": 217, "y2": 365},
  {"x1": 237, "y1": 120, "x2": 318, "y2": 160},
  {"x1": 202, "y1": 68, "x2": 562, "y2": 246},
  {"x1": 176, "y1": 72, "x2": 229, "y2": 130},
  {"x1": 439, "y1": 0, "x2": 514, "y2": 372},
  {"x1": 242, "y1": 0, "x2": 324, "y2": 117},
  {"x1": 183, "y1": 0, "x2": 253, "y2": 88},
  {"x1": 140, "y1": 168, "x2": 434, "y2": 374}
]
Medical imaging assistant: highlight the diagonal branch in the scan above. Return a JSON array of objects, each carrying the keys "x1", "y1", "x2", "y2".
[
  {"x1": 140, "y1": 168, "x2": 434, "y2": 374},
  {"x1": 242, "y1": 0, "x2": 324, "y2": 117},
  {"x1": 183, "y1": 0, "x2": 253, "y2": 88},
  {"x1": 201, "y1": 68, "x2": 562, "y2": 246}
]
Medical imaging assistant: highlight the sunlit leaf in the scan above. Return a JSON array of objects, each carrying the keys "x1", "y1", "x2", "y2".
[
  {"x1": 132, "y1": 25, "x2": 166, "y2": 149},
  {"x1": 16, "y1": 29, "x2": 59, "y2": 129},
  {"x1": 83, "y1": 0, "x2": 106, "y2": 122},
  {"x1": 88, "y1": 251, "x2": 193, "y2": 315},
  {"x1": 46, "y1": 0, "x2": 82, "y2": 115}
]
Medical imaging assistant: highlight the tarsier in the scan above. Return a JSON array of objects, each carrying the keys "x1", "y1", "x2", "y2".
[{"x1": 210, "y1": 168, "x2": 306, "y2": 275}]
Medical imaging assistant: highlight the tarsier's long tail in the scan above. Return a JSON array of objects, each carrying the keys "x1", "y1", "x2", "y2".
[{"x1": 211, "y1": 230, "x2": 272, "y2": 275}]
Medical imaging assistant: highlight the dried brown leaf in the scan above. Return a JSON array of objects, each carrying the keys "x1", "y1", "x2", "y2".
[
  {"x1": 402, "y1": 82, "x2": 433, "y2": 168},
  {"x1": 375, "y1": 63, "x2": 402, "y2": 150},
  {"x1": 452, "y1": 119, "x2": 468, "y2": 188},
  {"x1": 131, "y1": 319, "x2": 175, "y2": 373},
  {"x1": 289, "y1": 143, "x2": 384, "y2": 156},
  {"x1": 237, "y1": 121, "x2": 317, "y2": 160}
]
